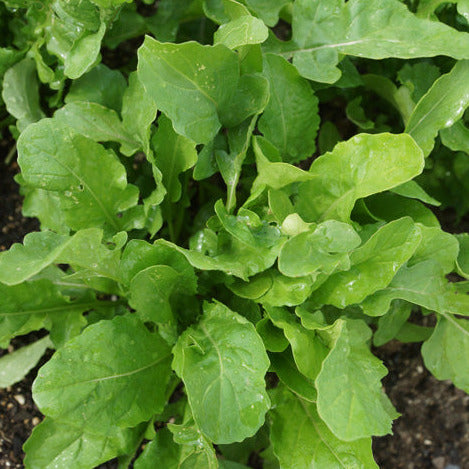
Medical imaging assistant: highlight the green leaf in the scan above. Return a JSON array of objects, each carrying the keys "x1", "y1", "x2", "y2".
[
  {"x1": 230, "y1": 270, "x2": 314, "y2": 307},
  {"x1": 316, "y1": 319, "x2": 398, "y2": 440},
  {"x1": 345, "y1": 97, "x2": 375, "y2": 130},
  {"x1": 121, "y1": 71, "x2": 158, "y2": 155},
  {"x1": 90, "y1": 0, "x2": 131, "y2": 6},
  {"x1": 134, "y1": 425, "x2": 218, "y2": 469},
  {"x1": 63, "y1": 23, "x2": 106, "y2": 79},
  {"x1": 178, "y1": 201, "x2": 284, "y2": 278},
  {"x1": 422, "y1": 315, "x2": 469, "y2": 393},
  {"x1": 373, "y1": 300, "x2": 412, "y2": 347},
  {"x1": 220, "y1": 74, "x2": 269, "y2": 128},
  {"x1": 120, "y1": 239, "x2": 196, "y2": 286},
  {"x1": 406, "y1": 60, "x2": 469, "y2": 156},
  {"x1": 364, "y1": 192, "x2": 440, "y2": 227},
  {"x1": 270, "y1": 386, "x2": 378, "y2": 468},
  {"x1": 0, "y1": 229, "x2": 120, "y2": 285},
  {"x1": 129, "y1": 263, "x2": 197, "y2": 343},
  {"x1": 24, "y1": 417, "x2": 145, "y2": 469},
  {"x1": 258, "y1": 54, "x2": 319, "y2": 162},
  {"x1": 152, "y1": 114, "x2": 198, "y2": 203},
  {"x1": 440, "y1": 120, "x2": 469, "y2": 154},
  {"x1": 249, "y1": 136, "x2": 315, "y2": 202},
  {"x1": 168, "y1": 418, "x2": 219, "y2": 468},
  {"x1": 138, "y1": 37, "x2": 239, "y2": 144},
  {"x1": 397, "y1": 62, "x2": 440, "y2": 102},
  {"x1": 416, "y1": 0, "x2": 456, "y2": 18},
  {"x1": 157, "y1": 237, "x2": 260, "y2": 281},
  {"x1": 0, "y1": 336, "x2": 52, "y2": 388},
  {"x1": 362, "y1": 260, "x2": 469, "y2": 317},
  {"x1": 256, "y1": 318, "x2": 288, "y2": 352},
  {"x1": 362, "y1": 74, "x2": 414, "y2": 125},
  {"x1": 295, "y1": 133, "x2": 424, "y2": 222},
  {"x1": 318, "y1": 121, "x2": 341, "y2": 155},
  {"x1": 409, "y1": 225, "x2": 458, "y2": 274},
  {"x1": 18, "y1": 119, "x2": 140, "y2": 233},
  {"x1": 271, "y1": 0, "x2": 469, "y2": 83},
  {"x1": 172, "y1": 302, "x2": 271, "y2": 443},
  {"x1": 0, "y1": 47, "x2": 25, "y2": 77},
  {"x1": 21, "y1": 186, "x2": 69, "y2": 235},
  {"x1": 65, "y1": 64, "x2": 127, "y2": 113},
  {"x1": 33, "y1": 315, "x2": 172, "y2": 429},
  {"x1": 243, "y1": 0, "x2": 290, "y2": 26},
  {"x1": 54, "y1": 102, "x2": 139, "y2": 155},
  {"x1": 2, "y1": 57, "x2": 45, "y2": 132},
  {"x1": 456, "y1": 233, "x2": 469, "y2": 278},
  {"x1": 146, "y1": 0, "x2": 194, "y2": 42},
  {"x1": 313, "y1": 218, "x2": 422, "y2": 308},
  {"x1": 214, "y1": 15, "x2": 268, "y2": 49},
  {"x1": 267, "y1": 306, "x2": 328, "y2": 384},
  {"x1": 204, "y1": 0, "x2": 252, "y2": 24},
  {"x1": 390, "y1": 181, "x2": 440, "y2": 206},
  {"x1": 278, "y1": 220, "x2": 361, "y2": 277},
  {"x1": 0, "y1": 280, "x2": 96, "y2": 348},
  {"x1": 269, "y1": 350, "x2": 317, "y2": 402}
]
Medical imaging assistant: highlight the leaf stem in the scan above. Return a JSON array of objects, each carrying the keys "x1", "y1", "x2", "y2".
[{"x1": 5, "y1": 143, "x2": 17, "y2": 165}]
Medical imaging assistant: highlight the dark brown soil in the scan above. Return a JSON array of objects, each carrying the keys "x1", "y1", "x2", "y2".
[
  {"x1": 0, "y1": 336, "x2": 48, "y2": 469},
  {"x1": 374, "y1": 342, "x2": 469, "y2": 469},
  {"x1": 1, "y1": 151, "x2": 469, "y2": 468}
]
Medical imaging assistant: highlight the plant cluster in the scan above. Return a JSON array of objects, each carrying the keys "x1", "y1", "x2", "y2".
[{"x1": 1, "y1": 0, "x2": 469, "y2": 467}]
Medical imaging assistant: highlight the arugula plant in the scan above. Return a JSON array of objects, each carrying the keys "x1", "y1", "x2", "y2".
[{"x1": 1, "y1": 0, "x2": 469, "y2": 467}]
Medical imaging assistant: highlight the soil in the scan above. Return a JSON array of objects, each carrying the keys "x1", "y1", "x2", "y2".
[{"x1": 373, "y1": 342, "x2": 469, "y2": 469}]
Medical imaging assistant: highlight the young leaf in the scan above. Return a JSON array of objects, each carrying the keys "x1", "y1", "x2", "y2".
[
  {"x1": 138, "y1": 37, "x2": 239, "y2": 144},
  {"x1": 152, "y1": 114, "x2": 198, "y2": 203},
  {"x1": 269, "y1": 350, "x2": 317, "y2": 402},
  {"x1": 172, "y1": 302, "x2": 271, "y2": 443},
  {"x1": 409, "y1": 225, "x2": 459, "y2": 274},
  {"x1": 316, "y1": 319, "x2": 398, "y2": 441},
  {"x1": 168, "y1": 418, "x2": 219, "y2": 468},
  {"x1": 1, "y1": 57, "x2": 45, "y2": 132},
  {"x1": 422, "y1": 315, "x2": 469, "y2": 393},
  {"x1": 214, "y1": 15, "x2": 268, "y2": 49},
  {"x1": 119, "y1": 238, "x2": 198, "y2": 286},
  {"x1": 65, "y1": 63, "x2": 127, "y2": 112},
  {"x1": 312, "y1": 218, "x2": 422, "y2": 308},
  {"x1": 258, "y1": 54, "x2": 319, "y2": 162},
  {"x1": 0, "y1": 336, "x2": 52, "y2": 388},
  {"x1": 373, "y1": 300, "x2": 413, "y2": 347},
  {"x1": 278, "y1": 220, "x2": 361, "y2": 277},
  {"x1": 440, "y1": 120, "x2": 469, "y2": 154},
  {"x1": 266, "y1": 306, "x2": 329, "y2": 383},
  {"x1": 230, "y1": 270, "x2": 314, "y2": 307},
  {"x1": 295, "y1": 133, "x2": 424, "y2": 222},
  {"x1": 270, "y1": 386, "x2": 378, "y2": 468},
  {"x1": 33, "y1": 315, "x2": 172, "y2": 429},
  {"x1": 220, "y1": 75, "x2": 269, "y2": 128},
  {"x1": 134, "y1": 426, "x2": 218, "y2": 469},
  {"x1": 121, "y1": 71, "x2": 158, "y2": 155},
  {"x1": 406, "y1": 60, "x2": 469, "y2": 156},
  {"x1": 243, "y1": 0, "x2": 290, "y2": 26},
  {"x1": 129, "y1": 263, "x2": 197, "y2": 343},
  {"x1": 391, "y1": 181, "x2": 440, "y2": 206},
  {"x1": 18, "y1": 119, "x2": 140, "y2": 233}
]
